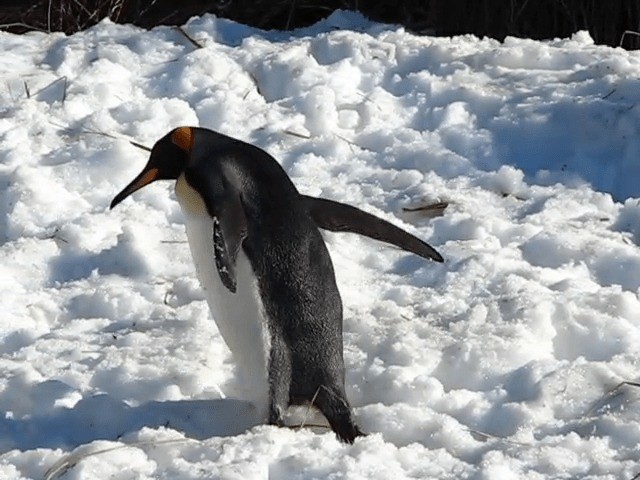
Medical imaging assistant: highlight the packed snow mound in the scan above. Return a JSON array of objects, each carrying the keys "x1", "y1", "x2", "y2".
[{"x1": 1, "y1": 10, "x2": 640, "y2": 479}]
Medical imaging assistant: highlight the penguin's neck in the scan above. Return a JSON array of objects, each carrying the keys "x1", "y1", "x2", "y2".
[
  {"x1": 175, "y1": 173, "x2": 208, "y2": 216},
  {"x1": 175, "y1": 174, "x2": 271, "y2": 417}
]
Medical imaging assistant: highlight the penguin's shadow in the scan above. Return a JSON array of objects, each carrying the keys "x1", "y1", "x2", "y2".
[{"x1": 0, "y1": 392, "x2": 260, "y2": 453}]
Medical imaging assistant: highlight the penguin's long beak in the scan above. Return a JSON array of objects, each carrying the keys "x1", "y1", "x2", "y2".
[{"x1": 110, "y1": 166, "x2": 160, "y2": 209}]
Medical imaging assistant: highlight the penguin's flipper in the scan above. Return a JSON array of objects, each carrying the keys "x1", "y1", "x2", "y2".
[
  {"x1": 185, "y1": 165, "x2": 248, "y2": 293},
  {"x1": 212, "y1": 216, "x2": 237, "y2": 293},
  {"x1": 210, "y1": 191, "x2": 247, "y2": 294},
  {"x1": 303, "y1": 195, "x2": 444, "y2": 263}
]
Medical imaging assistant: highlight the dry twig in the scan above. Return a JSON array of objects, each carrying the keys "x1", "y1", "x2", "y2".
[
  {"x1": 402, "y1": 202, "x2": 449, "y2": 215},
  {"x1": 173, "y1": 25, "x2": 204, "y2": 49},
  {"x1": 581, "y1": 381, "x2": 640, "y2": 420}
]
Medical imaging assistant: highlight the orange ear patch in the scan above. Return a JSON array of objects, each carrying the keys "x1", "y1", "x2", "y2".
[{"x1": 171, "y1": 127, "x2": 193, "y2": 152}]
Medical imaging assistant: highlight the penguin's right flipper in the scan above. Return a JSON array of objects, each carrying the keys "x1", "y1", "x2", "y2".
[
  {"x1": 210, "y1": 192, "x2": 247, "y2": 294},
  {"x1": 212, "y1": 216, "x2": 237, "y2": 293},
  {"x1": 303, "y1": 195, "x2": 444, "y2": 263},
  {"x1": 185, "y1": 165, "x2": 248, "y2": 293}
]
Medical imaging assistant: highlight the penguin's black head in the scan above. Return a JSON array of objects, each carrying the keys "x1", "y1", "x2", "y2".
[{"x1": 110, "y1": 127, "x2": 194, "y2": 209}]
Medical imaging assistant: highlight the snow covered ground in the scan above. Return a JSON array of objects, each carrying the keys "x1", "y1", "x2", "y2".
[{"x1": 2, "y1": 10, "x2": 640, "y2": 479}]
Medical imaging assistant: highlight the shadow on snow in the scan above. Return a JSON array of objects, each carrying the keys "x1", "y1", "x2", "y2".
[{"x1": 1, "y1": 392, "x2": 260, "y2": 453}]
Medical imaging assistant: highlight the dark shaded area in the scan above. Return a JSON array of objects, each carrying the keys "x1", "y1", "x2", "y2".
[
  {"x1": 0, "y1": 0, "x2": 638, "y2": 49},
  {"x1": 1, "y1": 389, "x2": 259, "y2": 452}
]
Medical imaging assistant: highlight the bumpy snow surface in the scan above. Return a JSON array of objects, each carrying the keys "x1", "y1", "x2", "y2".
[{"x1": 2, "y1": 10, "x2": 640, "y2": 479}]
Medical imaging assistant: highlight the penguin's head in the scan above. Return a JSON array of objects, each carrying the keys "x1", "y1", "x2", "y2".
[{"x1": 110, "y1": 127, "x2": 194, "y2": 209}]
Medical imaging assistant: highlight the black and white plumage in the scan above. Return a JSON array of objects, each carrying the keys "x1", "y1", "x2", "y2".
[{"x1": 110, "y1": 126, "x2": 443, "y2": 443}]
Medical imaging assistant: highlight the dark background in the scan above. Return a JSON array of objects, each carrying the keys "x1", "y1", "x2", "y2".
[{"x1": 1, "y1": 0, "x2": 639, "y2": 49}]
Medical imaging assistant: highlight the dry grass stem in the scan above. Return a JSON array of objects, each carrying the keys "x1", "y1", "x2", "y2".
[{"x1": 173, "y1": 25, "x2": 204, "y2": 49}]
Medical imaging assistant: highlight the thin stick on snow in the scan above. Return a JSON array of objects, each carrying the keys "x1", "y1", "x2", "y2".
[
  {"x1": 402, "y1": 202, "x2": 449, "y2": 214},
  {"x1": 298, "y1": 386, "x2": 322, "y2": 430},
  {"x1": 247, "y1": 71, "x2": 264, "y2": 98},
  {"x1": 0, "y1": 22, "x2": 48, "y2": 33},
  {"x1": 78, "y1": 129, "x2": 151, "y2": 152},
  {"x1": 467, "y1": 428, "x2": 530, "y2": 446},
  {"x1": 61, "y1": 76, "x2": 67, "y2": 103},
  {"x1": 84, "y1": 128, "x2": 151, "y2": 152},
  {"x1": 51, "y1": 122, "x2": 152, "y2": 152},
  {"x1": 174, "y1": 26, "x2": 204, "y2": 49},
  {"x1": 283, "y1": 129, "x2": 310, "y2": 139},
  {"x1": 581, "y1": 381, "x2": 640, "y2": 420},
  {"x1": 286, "y1": 0, "x2": 297, "y2": 30},
  {"x1": 44, "y1": 439, "x2": 196, "y2": 480},
  {"x1": 619, "y1": 30, "x2": 640, "y2": 48},
  {"x1": 47, "y1": 0, "x2": 52, "y2": 32},
  {"x1": 32, "y1": 76, "x2": 68, "y2": 103},
  {"x1": 33, "y1": 76, "x2": 65, "y2": 96}
]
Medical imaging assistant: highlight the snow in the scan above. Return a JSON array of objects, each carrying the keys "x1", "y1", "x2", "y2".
[{"x1": 2, "y1": 9, "x2": 640, "y2": 479}]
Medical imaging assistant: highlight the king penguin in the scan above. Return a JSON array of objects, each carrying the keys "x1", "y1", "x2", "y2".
[{"x1": 110, "y1": 126, "x2": 443, "y2": 444}]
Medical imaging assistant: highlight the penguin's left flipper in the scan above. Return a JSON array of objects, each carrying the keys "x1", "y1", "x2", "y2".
[
  {"x1": 303, "y1": 195, "x2": 444, "y2": 263},
  {"x1": 185, "y1": 167, "x2": 247, "y2": 293}
]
